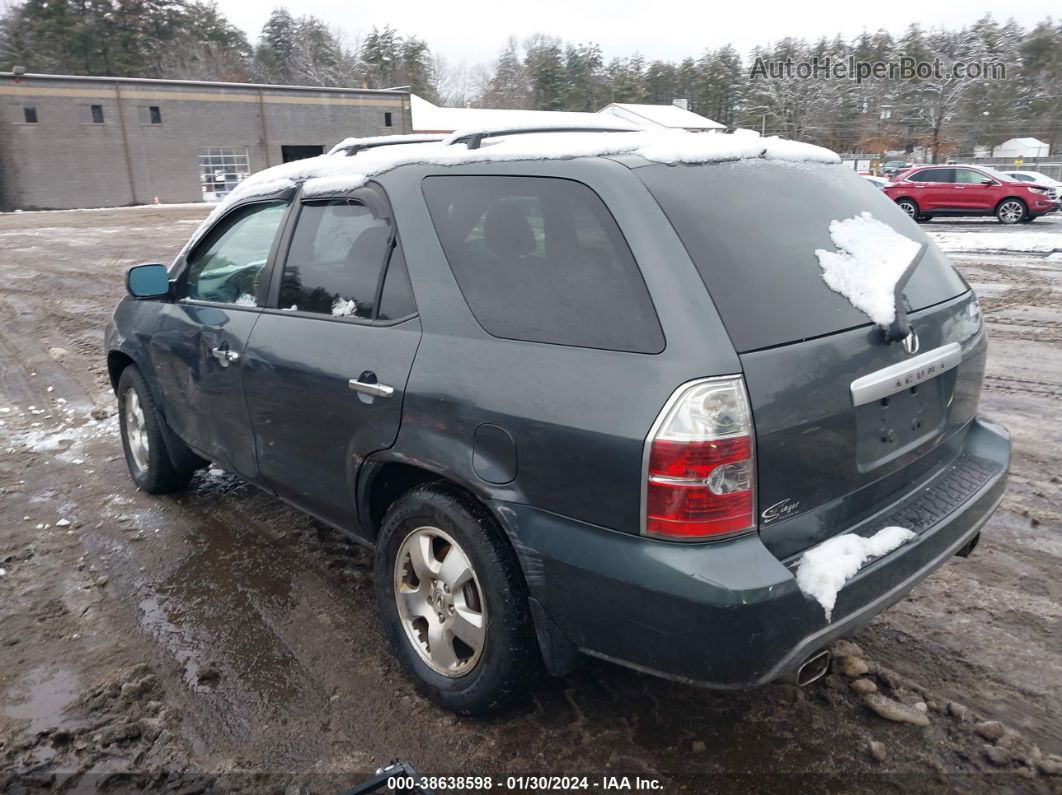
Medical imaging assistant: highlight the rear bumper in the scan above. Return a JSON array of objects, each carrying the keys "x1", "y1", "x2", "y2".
[{"x1": 495, "y1": 416, "x2": 1010, "y2": 687}]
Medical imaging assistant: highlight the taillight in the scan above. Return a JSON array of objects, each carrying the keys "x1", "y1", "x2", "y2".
[{"x1": 642, "y1": 377, "x2": 756, "y2": 541}]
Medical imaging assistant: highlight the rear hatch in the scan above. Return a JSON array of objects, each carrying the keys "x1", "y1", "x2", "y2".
[{"x1": 636, "y1": 159, "x2": 984, "y2": 558}]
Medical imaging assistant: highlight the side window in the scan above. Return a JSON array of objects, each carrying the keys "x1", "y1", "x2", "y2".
[
  {"x1": 422, "y1": 175, "x2": 664, "y2": 353},
  {"x1": 279, "y1": 200, "x2": 391, "y2": 319},
  {"x1": 184, "y1": 202, "x2": 287, "y2": 305},
  {"x1": 955, "y1": 169, "x2": 987, "y2": 184},
  {"x1": 377, "y1": 244, "x2": 416, "y2": 321},
  {"x1": 911, "y1": 168, "x2": 954, "y2": 183}
]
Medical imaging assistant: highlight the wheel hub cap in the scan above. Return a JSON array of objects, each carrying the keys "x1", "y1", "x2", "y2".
[
  {"x1": 394, "y1": 526, "x2": 486, "y2": 677},
  {"x1": 124, "y1": 389, "x2": 149, "y2": 473}
]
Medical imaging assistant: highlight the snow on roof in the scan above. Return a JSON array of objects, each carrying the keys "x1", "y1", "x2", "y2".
[
  {"x1": 411, "y1": 94, "x2": 619, "y2": 134},
  {"x1": 599, "y1": 103, "x2": 726, "y2": 130},
  {"x1": 181, "y1": 128, "x2": 839, "y2": 255},
  {"x1": 1002, "y1": 137, "x2": 1047, "y2": 146}
]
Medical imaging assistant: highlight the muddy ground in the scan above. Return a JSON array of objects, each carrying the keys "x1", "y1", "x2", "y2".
[{"x1": 0, "y1": 206, "x2": 1059, "y2": 793}]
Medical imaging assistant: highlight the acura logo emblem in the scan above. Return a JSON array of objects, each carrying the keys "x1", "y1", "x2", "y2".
[{"x1": 902, "y1": 329, "x2": 920, "y2": 355}]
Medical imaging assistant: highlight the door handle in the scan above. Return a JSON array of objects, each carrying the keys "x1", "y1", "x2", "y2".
[
  {"x1": 348, "y1": 378, "x2": 394, "y2": 398},
  {"x1": 210, "y1": 347, "x2": 240, "y2": 366}
]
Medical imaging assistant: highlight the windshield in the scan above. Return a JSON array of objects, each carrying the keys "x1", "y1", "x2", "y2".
[{"x1": 636, "y1": 160, "x2": 968, "y2": 352}]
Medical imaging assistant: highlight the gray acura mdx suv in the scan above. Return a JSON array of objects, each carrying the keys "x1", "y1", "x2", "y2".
[{"x1": 106, "y1": 129, "x2": 1010, "y2": 714}]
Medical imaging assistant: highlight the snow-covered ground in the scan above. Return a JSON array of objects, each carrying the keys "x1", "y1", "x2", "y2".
[{"x1": 926, "y1": 215, "x2": 1062, "y2": 255}]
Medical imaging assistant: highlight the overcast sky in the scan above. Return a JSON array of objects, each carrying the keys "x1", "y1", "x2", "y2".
[{"x1": 215, "y1": 0, "x2": 1059, "y2": 67}]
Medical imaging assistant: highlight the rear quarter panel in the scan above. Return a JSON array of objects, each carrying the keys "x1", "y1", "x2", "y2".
[{"x1": 376, "y1": 159, "x2": 741, "y2": 534}]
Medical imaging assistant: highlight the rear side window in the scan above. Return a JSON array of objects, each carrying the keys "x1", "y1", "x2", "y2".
[
  {"x1": 910, "y1": 168, "x2": 954, "y2": 183},
  {"x1": 422, "y1": 176, "x2": 663, "y2": 353},
  {"x1": 280, "y1": 200, "x2": 392, "y2": 318},
  {"x1": 636, "y1": 160, "x2": 967, "y2": 353}
]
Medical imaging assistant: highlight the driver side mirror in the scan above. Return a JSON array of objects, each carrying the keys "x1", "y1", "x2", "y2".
[
  {"x1": 981, "y1": 178, "x2": 996, "y2": 186},
  {"x1": 126, "y1": 263, "x2": 171, "y2": 299}
]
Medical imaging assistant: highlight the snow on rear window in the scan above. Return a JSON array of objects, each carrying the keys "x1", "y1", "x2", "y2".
[
  {"x1": 795, "y1": 526, "x2": 915, "y2": 620},
  {"x1": 815, "y1": 212, "x2": 922, "y2": 328}
]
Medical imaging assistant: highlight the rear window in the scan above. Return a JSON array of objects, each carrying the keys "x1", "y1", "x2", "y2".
[
  {"x1": 422, "y1": 175, "x2": 664, "y2": 353},
  {"x1": 636, "y1": 160, "x2": 967, "y2": 353}
]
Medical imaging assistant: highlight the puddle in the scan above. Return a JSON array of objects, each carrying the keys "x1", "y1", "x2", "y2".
[
  {"x1": 2, "y1": 665, "x2": 81, "y2": 733},
  {"x1": 135, "y1": 508, "x2": 315, "y2": 715}
]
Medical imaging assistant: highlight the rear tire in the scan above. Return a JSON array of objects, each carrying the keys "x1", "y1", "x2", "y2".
[
  {"x1": 996, "y1": 199, "x2": 1026, "y2": 224},
  {"x1": 117, "y1": 366, "x2": 197, "y2": 494},
  {"x1": 896, "y1": 198, "x2": 919, "y2": 220},
  {"x1": 374, "y1": 484, "x2": 541, "y2": 714}
]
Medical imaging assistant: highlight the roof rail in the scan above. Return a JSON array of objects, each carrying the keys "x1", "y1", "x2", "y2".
[
  {"x1": 333, "y1": 134, "x2": 445, "y2": 156},
  {"x1": 449, "y1": 126, "x2": 636, "y2": 150}
]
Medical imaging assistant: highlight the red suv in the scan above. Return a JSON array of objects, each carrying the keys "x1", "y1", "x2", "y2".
[{"x1": 884, "y1": 164, "x2": 1060, "y2": 224}]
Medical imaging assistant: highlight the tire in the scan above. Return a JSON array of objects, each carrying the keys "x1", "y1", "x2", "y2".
[
  {"x1": 117, "y1": 366, "x2": 197, "y2": 494},
  {"x1": 896, "y1": 198, "x2": 919, "y2": 220},
  {"x1": 916, "y1": 214, "x2": 932, "y2": 223},
  {"x1": 374, "y1": 483, "x2": 541, "y2": 714},
  {"x1": 996, "y1": 198, "x2": 1026, "y2": 224}
]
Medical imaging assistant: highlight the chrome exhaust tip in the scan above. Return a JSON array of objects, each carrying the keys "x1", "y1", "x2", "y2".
[{"x1": 793, "y1": 649, "x2": 831, "y2": 687}]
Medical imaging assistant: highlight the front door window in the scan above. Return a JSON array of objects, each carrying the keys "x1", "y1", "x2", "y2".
[{"x1": 183, "y1": 202, "x2": 287, "y2": 305}]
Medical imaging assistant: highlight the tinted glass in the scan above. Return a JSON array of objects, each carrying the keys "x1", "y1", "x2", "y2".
[
  {"x1": 23, "y1": 106, "x2": 37, "y2": 123},
  {"x1": 280, "y1": 200, "x2": 391, "y2": 319},
  {"x1": 185, "y1": 202, "x2": 286, "y2": 305},
  {"x1": 377, "y1": 244, "x2": 416, "y2": 320},
  {"x1": 955, "y1": 169, "x2": 987, "y2": 184},
  {"x1": 90, "y1": 104, "x2": 104, "y2": 123},
  {"x1": 636, "y1": 160, "x2": 967, "y2": 353},
  {"x1": 422, "y1": 176, "x2": 664, "y2": 353},
  {"x1": 910, "y1": 168, "x2": 954, "y2": 183}
]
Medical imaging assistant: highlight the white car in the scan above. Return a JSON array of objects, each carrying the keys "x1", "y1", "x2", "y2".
[{"x1": 1002, "y1": 170, "x2": 1061, "y2": 202}]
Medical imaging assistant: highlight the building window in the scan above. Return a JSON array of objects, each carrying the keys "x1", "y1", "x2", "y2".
[
  {"x1": 384, "y1": 111, "x2": 393, "y2": 127},
  {"x1": 80, "y1": 104, "x2": 104, "y2": 124},
  {"x1": 198, "y1": 146, "x2": 251, "y2": 201},
  {"x1": 23, "y1": 105, "x2": 38, "y2": 124},
  {"x1": 138, "y1": 105, "x2": 163, "y2": 125}
]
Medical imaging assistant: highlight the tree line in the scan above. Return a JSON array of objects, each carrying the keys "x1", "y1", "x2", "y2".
[{"x1": 1, "y1": 1, "x2": 1060, "y2": 158}]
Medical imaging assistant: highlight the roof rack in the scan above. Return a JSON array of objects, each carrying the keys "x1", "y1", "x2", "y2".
[
  {"x1": 449, "y1": 126, "x2": 637, "y2": 150},
  {"x1": 334, "y1": 135, "x2": 445, "y2": 156}
]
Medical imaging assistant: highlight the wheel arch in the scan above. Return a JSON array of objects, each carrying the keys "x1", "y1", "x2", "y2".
[
  {"x1": 357, "y1": 456, "x2": 507, "y2": 544},
  {"x1": 994, "y1": 195, "x2": 1028, "y2": 211},
  {"x1": 107, "y1": 349, "x2": 137, "y2": 393}
]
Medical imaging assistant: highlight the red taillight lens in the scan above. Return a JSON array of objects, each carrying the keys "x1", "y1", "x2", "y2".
[{"x1": 643, "y1": 378, "x2": 756, "y2": 541}]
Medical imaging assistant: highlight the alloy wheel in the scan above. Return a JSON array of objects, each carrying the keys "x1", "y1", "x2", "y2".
[
  {"x1": 124, "y1": 388, "x2": 150, "y2": 473},
  {"x1": 394, "y1": 526, "x2": 486, "y2": 677},
  {"x1": 998, "y1": 200, "x2": 1024, "y2": 224},
  {"x1": 898, "y1": 200, "x2": 917, "y2": 218}
]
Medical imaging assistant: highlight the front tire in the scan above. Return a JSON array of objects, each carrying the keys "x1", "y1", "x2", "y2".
[
  {"x1": 996, "y1": 199, "x2": 1027, "y2": 224},
  {"x1": 374, "y1": 484, "x2": 541, "y2": 714},
  {"x1": 117, "y1": 366, "x2": 196, "y2": 494}
]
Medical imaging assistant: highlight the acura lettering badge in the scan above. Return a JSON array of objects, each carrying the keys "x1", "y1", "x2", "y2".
[{"x1": 902, "y1": 329, "x2": 920, "y2": 355}]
